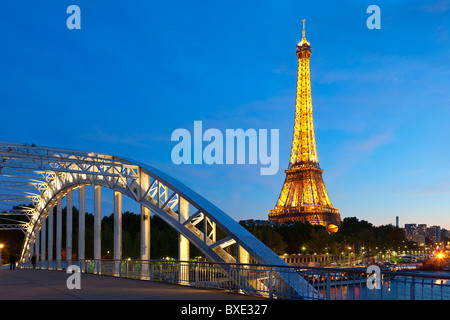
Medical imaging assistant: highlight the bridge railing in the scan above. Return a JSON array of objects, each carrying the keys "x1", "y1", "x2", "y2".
[{"x1": 17, "y1": 260, "x2": 450, "y2": 300}]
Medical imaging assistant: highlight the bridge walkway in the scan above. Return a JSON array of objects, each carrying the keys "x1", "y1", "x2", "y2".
[{"x1": 0, "y1": 268, "x2": 263, "y2": 300}]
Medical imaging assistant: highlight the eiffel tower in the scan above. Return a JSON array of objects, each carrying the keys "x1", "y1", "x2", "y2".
[{"x1": 268, "y1": 20, "x2": 341, "y2": 232}]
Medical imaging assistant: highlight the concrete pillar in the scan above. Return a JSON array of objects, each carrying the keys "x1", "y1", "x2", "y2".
[
  {"x1": 41, "y1": 216, "x2": 46, "y2": 265},
  {"x1": 140, "y1": 172, "x2": 150, "y2": 279},
  {"x1": 56, "y1": 197, "x2": 62, "y2": 269},
  {"x1": 179, "y1": 197, "x2": 190, "y2": 284},
  {"x1": 48, "y1": 206, "x2": 53, "y2": 267},
  {"x1": 237, "y1": 244, "x2": 249, "y2": 265},
  {"x1": 78, "y1": 186, "x2": 85, "y2": 263},
  {"x1": 94, "y1": 185, "x2": 101, "y2": 274},
  {"x1": 35, "y1": 225, "x2": 40, "y2": 262},
  {"x1": 179, "y1": 197, "x2": 190, "y2": 261},
  {"x1": 140, "y1": 208, "x2": 150, "y2": 260},
  {"x1": 66, "y1": 190, "x2": 73, "y2": 264},
  {"x1": 29, "y1": 236, "x2": 34, "y2": 262},
  {"x1": 236, "y1": 243, "x2": 250, "y2": 288},
  {"x1": 114, "y1": 190, "x2": 122, "y2": 276}
]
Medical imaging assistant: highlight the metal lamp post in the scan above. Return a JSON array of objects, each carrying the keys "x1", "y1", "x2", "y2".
[{"x1": 0, "y1": 244, "x2": 3, "y2": 266}]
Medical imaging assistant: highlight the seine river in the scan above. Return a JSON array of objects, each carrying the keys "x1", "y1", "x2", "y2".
[{"x1": 322, "y1": 270, "x2": 450, "y2": 300}]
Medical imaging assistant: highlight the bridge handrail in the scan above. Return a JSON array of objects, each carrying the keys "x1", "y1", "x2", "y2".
[{"x1": 16, "y1": 259, "x2": 450, "y2": 300}]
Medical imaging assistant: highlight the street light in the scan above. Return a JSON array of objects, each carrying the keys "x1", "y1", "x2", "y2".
[{"x1": 0, "y1": 244, "x2": 3, "y2": 266}]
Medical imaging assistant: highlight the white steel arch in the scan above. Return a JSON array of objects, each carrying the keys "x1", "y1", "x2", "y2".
[{"x1": 0, "y1": 141, "x2": 320, "y2": 299}]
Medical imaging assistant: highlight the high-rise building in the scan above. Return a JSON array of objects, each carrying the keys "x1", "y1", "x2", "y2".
[
  {"x1": 417, "y1": 224, "x2": 427, "y2": 245},
  {"x1": 268, "y1": 21, "x2": 341, "y2": 233},
  {"x1": 404, "y1": 224, "x2": 417, "y2": 242},
  {"x1": 441, "y1": 228, "x2": 449, "y2": 240},
  {"x1": 417, "y1": 224, "x2": 427, "y2": 235},
  {"x1": 428, "y1": 225, "x2": 441, "y2": 243}
]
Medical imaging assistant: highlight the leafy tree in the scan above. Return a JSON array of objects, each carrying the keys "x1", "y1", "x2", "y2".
[
  {"x1": 150, "y1": 215, "x2": 178, "y2": 259},
  {"x1": 307, "y1": 228, "x2": 329, "y2": 254},
  {"x1": 277, "y1": 222, "x2": 316, "y2": 254},
  {"x1": 246, "y1": 226, "x2": 287, "y2": 255}
]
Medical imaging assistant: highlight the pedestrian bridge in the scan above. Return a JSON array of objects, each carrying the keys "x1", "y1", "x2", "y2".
[
  {"x1": 14, "y1": 258, "x2": 323, "y2": 299},
  {"x1": 0, "y1": 267, "x2": 263, "y2": 300},
  {"x1": 12, "y1": 258, "x2": 450, "y2": 300},
  {"x1": 0, "y1": 141, "x2": 321, "y2": 300}
]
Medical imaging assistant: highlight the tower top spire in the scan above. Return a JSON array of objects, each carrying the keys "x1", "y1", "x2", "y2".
[
  {"x1": 302, "y1": 19, "x2": 306, "y2": 41},
  {"x1": 297, "y1": 19, "x2": 311, "y2": 52}
]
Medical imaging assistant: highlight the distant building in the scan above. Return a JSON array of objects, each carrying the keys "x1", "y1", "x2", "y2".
[
  {"x1": 404, "y1": 224, "x2": 417, "y2": 242},
  {"x1": 417, "y1": 224, "x2": 427, "y2": 236},
  {"x1": 404, "y1": 223, "x2": 427, "y2": 245},
  {"x1": 402, "y1": 223, "x2": 446, "y2": 245},
  {"x1": 417, "y1": 224, "x2": 427, "y2": 245},
  {"x1": 239, "y1": 219, "x2": 277, "y2": 227},
  {"x1": 441, "y1": 228, "x2": 449, "y2": 240},
  {"x1": 428, "y1": 225, "x2": 441, "y2": 243}
]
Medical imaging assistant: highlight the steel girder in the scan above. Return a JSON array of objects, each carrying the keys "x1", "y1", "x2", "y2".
[{"x1": 0, "y1": 141, "x2": 321, "y2": 299}]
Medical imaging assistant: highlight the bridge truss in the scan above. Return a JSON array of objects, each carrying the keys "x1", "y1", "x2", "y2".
[{"x1": 0, "y1": 141, "x2": 320, "y2": 299}]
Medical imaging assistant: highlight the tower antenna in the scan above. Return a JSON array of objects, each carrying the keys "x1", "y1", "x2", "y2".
[{"x1": 302, "y1": 19, "x2": 306, "y2": 41}]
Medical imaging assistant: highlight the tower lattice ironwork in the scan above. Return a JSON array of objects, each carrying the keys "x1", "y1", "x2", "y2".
[{"x1": 268, "y1": 20, "x2": 341, "y2": 232}]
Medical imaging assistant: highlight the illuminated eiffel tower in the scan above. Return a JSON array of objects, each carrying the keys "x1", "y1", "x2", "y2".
[{"x1": 268, "y1": 20, "x2": 341, "y2": 232}]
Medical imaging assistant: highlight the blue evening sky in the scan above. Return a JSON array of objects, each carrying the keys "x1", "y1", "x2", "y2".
[{"x1": 1, "y1": 1, "x2": 449, "y2": 229}]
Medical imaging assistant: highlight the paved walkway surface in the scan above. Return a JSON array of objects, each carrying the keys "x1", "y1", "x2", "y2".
[{"x1": 0, "y1": 268, "x2": 263, "y2": 300}]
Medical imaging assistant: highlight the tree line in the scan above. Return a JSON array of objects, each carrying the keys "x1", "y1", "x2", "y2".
[
  {"x1": 243, "y1": 217, "x2": 407, "y2": 256},
  {"x1": 2, "y1": 205, "x2": 409, "y2": 262}
]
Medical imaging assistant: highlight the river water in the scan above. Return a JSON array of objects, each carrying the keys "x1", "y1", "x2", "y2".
[{"x1": 322, "y1": 270, "x2": 450, "y2": 300}]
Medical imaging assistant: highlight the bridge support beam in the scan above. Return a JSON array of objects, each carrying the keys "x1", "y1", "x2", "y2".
[
  {"x1": 236, "y1": 244, "x2": 250, "y2": 290},
  {"x1": 140, "y1": 207, "x2": 151, "y2": 262},
  {"x1": 48, "y1": 206, "x2": 53, "y2": 268},
  {"x1": 94, "y1": 185, "x2": 102, "y2": 274},
  {"x1": 114, "y1": 190, "x2": 122, "y2": 276},
  {"x1": 179, "y1": 197, "x2": 190, "y2": 284},
  {"x1": 78, "y1": 186, "x2": 85, "y2": 265},
  {"x1": 56, "y1": 198, "x2": 62, "y2": 270},
  {"x1": 35, "y1": 226, "x2": 40, "y2": 264},
  {"x1": 237, "y1": 244, "x2": 249, "y2": 265},
  {"x1": 179, "y1": 197, "x2": 190, "y2": 261},
  {"x1": 140, "y1": 172, "x2": 150, "y2": 279},
  {"x1": 41, "y1": 216, "x2": 46, "y2": 266},
  {"x1": 66, "y1": 190, "x2": 73, "y2": 264},
  {"x1": 29, "y1": 235, "x2": 34, "y2": 262}
]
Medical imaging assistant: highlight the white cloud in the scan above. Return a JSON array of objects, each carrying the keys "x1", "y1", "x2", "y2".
[
  {"x1": 327, "y1": 130, "x2": 395, "y2": 179},
  {"x1": 420, "y1": 0, "x2": 450, "y2": 13},
  {"x1": 79, "y1": 126, "x2": 167, "y2": 147},
  {"x1": 351, "y1": 130, "x2": 395, "y2": 152}
]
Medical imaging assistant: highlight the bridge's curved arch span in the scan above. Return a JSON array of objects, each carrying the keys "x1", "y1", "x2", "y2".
[{"x1": 0, "y1": 141, "x2": 320, "y2": 299}]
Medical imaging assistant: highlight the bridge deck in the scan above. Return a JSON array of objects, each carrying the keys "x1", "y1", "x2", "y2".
[{"x1": 0, "y1": 269, "x2": 263, "y2": 300}]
